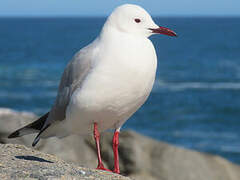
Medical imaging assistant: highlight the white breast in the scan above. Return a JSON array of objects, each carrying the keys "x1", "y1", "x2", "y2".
[{"x1": 66, "y1": 34, "x2": 157, "y2": 134}]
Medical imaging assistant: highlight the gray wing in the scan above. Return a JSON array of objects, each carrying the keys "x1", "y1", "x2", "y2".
[{"x1": 44, "y1": 40, "x2": 99, "y2": 126}]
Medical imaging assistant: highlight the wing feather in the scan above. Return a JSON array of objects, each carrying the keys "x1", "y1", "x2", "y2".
[{"x1": 44, "y1": 39, "x2": 99, "y2": 126}]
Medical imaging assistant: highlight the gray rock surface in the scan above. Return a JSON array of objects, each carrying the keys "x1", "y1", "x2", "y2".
[
  {"x1": 0, "y1": 144, "x2": 131, "y2": 180},
  {"x1": 1, "y1": 108, "x2": 240, "y2": 180}
]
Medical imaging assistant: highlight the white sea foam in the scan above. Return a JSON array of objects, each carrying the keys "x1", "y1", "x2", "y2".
[
  {"x1": 0, "y1": 91, "x2": 56, "y2": 99},
  {"x1": 172, "y1": 130, "x2": 238, "y2": 139},
  {"x1": 220, "y1": 145, "x2": 240, "y2": 153},
  {"x1": 153, "y1": 80, "x2": 240, "y2": 92}
]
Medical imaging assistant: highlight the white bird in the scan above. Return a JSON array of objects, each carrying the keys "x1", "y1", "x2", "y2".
[{"x1": 8, "y1": 4, "x2": 177, "y2": 174}]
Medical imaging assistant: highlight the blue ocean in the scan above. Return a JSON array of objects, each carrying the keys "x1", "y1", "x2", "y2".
[{"x1": 1, "y1": 17, "x2": 240, "y2": 163}]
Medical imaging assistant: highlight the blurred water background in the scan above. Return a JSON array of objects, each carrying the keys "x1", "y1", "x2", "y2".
[{"x1": 0, "y1": 17, "x2": 240, "y2": 163}]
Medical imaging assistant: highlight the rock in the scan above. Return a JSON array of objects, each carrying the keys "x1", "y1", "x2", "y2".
[
  {"x1": 0, "y1": 144, "x2": 131, "y2": 180},
  {"x1": 1, "y1": 108, "x2": 240, "y2": 180}
]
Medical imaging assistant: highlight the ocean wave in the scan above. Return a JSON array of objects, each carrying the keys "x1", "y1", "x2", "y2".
[
  {"x1": 154, "y1": 80, "x2": 240, "y2": 91},
  {"x1": 193, "y1": 143, "x2": 240, "y2": 153},
  {"x1": 0, "y1": 91, "x2": 56, "y2": 99},
  {"x1": 172, "y1": 130, "x2": 238, "y2": 139},
  {"x1": 220, "y1": 145, "x2": 240, "y2": 153}
]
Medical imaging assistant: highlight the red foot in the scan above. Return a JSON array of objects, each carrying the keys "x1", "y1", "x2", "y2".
[
  {"x1": 93, "y1": 123, "x2": 121, "y2": 174},
  {"x1": 96, "y1": 164, "x2": 112, "y2": 172},
  {"x1": 113, "y1": 131, "x2": 120, "y2": 174},
  {"x1": 94, "y1": 123, "x2": 112, "y2": 172},
  {"x1": 113, "y1": 169, "x2": 120, "y2": 174}
]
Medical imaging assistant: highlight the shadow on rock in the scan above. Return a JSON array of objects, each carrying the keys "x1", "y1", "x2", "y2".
[{"x1": 15, "y1": 155, "x2": 54, "y2": 163}]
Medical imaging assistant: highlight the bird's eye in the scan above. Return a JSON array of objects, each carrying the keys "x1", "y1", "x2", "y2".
[{"x1": 134, "y1": 18, "x2": 141, "y2": 23}]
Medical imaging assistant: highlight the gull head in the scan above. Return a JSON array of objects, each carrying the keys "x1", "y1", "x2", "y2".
[{"x1": 104, "y1": 4, "x2": 177, "y2": 38}]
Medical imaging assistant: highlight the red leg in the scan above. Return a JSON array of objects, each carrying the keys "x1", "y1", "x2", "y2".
[
  {"x1": 112, "y1": 129, "x2": 120, "y2": 174},
  {"x1": 93, "y1": 122, "x2": 111, "y2": 172}
]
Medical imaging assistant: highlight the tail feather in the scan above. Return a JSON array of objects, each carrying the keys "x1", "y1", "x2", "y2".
[{"x1": 8, "y1": 112, "x2": 49, "y2": 139}]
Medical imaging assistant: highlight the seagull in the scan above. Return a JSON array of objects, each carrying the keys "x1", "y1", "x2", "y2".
[{"x1": 8, "y1": 4, "x2": 177, "y2": 174}]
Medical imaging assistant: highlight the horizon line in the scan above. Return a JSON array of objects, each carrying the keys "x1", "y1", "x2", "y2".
[{"x1": 0, "y1": 15, "x2": 240, "y2": 18}]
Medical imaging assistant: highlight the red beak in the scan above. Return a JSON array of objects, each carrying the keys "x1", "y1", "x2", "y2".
[{"x1": 149, "y1": 26, "x2": 177, "y2": 37}]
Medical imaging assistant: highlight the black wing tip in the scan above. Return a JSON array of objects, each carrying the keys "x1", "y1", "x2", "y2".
[
  {"x1": 8, "y1": 111, "x2": 50, "y2": 140},
  {"x1": 32, "y1": 136, "x2": 40, "y2": 147},
  {"x1": 32, "y1": 123, "x2": 51, "y2": 147},
  {"x1": 8, "y1": 131, "x2": 20, "y2": 139}
]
